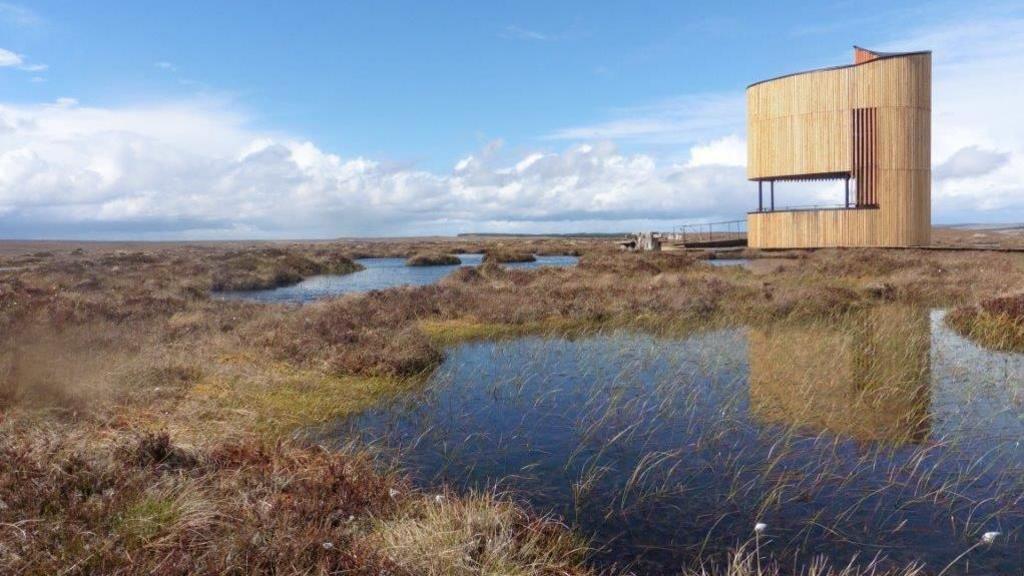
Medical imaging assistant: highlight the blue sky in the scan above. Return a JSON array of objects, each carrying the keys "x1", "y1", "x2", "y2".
[{"x1": 1, "y1": 1, "x2": 1023, "y2": 238}]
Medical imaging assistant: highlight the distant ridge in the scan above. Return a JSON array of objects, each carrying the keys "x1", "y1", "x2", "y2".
[{"x1": 457, "y1": 232, "x2": 627, "y2": 238}]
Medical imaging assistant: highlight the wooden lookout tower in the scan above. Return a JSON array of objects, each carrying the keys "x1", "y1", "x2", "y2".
[{"x1": 746, "y1": 47, "x2": 931, "y2": 248}]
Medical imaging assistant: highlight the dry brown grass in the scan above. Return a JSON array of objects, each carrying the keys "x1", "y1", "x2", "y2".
[
  {"x1": 209, "y1": 247, "x2": 363, "y2": 291},
  {"x1": 0, "y1": 431, "x2": 401, "y2": 575},
  {"x1": 483, "y1": 250, "x2": 537, "y2": 264},
  {"x1": 406, "y1": 252, "x2": 462, "y2": 266},
  {"x1": 374, "y1": 491, "x2": 590, "y2": 576},
  {"x1": 947, "y1": 292, "x2": 1024, "y2": 351}
]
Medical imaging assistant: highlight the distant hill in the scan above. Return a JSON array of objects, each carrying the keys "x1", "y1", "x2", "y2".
[{"x1": 457, "y1": 232, "x2": 627, "y2": 239}]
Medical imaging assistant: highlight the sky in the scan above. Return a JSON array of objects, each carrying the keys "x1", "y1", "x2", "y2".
[{"x1": 1, "y1": 1, "x2": 1023, "y2": 239}]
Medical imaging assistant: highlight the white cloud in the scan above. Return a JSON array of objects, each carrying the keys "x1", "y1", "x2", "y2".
[
  {"x1": 0, "y1": 3, "x2": 39, "y2": 27},
  {"x1": 0, "y1": 46, "x2": 46, "y2": 73},
  {"x1": 884, "y1": 15, "x2": 1024, "y2": 222},
  {"x1": 499, "y1": 25, "x2": 546, "y2": 41},
  {"x1": 686, "y1": 135, "x2": 746, "y2": 168},
  {"x1": 935, "y1": 146, "x2": 1010, "y2": 180},
  {"x1": 544, "y1": 93, "x2": 745, "y2": 147},
  {"x1": 0, "y1": 98, "x2": 751, "y2": 238},
  {"x1": 0, "y1": 47, "x2": 23, "y2": 67}
]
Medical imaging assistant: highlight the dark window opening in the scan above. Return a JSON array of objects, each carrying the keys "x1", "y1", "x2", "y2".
[{"x1": 754, "y1": 175, "x2": 863, "y2": 213}]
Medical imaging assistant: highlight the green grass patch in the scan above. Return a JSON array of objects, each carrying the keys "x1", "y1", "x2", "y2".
[
  {"x1": 117, "y1": 495, "x2": 180, "y2": 545},
  {"x1": 189, "y1": 360, "x2": 418, "y2": 437},
  {"x1": 419, "y1": 318, "x2": 595, "y2": 346}
]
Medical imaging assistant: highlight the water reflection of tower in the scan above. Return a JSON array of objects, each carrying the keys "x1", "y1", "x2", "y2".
[{"x1": 748, "y1": 306, "x2": 931, "y2": 443}]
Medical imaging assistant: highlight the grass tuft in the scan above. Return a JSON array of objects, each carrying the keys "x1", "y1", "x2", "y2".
[
  {"x1": 483, "y1": 250, "x2": 536, "y2": 263},
  {"x1": 375, "y1": 490, "x2": 593, "y2": 576},
  {"x1": 947, "y1": 292, "x2": 1024, "y2": 351},
  {"x1": 406, "y1": 252, "x2": 462, "y2": 266}
]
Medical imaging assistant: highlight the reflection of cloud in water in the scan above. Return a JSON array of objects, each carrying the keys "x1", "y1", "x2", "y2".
[{"x1": 748, "y1": 306, "x2": 931, "y2": 443}]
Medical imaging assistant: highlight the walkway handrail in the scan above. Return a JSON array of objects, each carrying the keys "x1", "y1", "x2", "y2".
[{"x1": 669, "y1": 220, "x2": 747, "y2": 244}]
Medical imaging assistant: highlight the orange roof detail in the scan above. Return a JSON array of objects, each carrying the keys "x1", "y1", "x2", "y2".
[{"x1": 854, "y1": 46, "x2": 880, "y2": 64}]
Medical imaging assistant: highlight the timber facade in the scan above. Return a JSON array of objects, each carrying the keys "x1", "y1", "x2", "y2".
[{"x1": 746, "y1": 47, "x2": 931, "y2": 248}]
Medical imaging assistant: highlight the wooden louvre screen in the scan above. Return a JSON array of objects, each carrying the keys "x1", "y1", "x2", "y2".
[{"x1": 852, "y1": 107, "x2": 877, "y2": 207}]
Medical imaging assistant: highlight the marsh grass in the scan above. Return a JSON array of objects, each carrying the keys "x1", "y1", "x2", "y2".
[
  {"x1": 3, "y1": 241, "x2": 1024, "y2": 573},
  {"x1": 483, "y1": 250, "x2": 537, "y2": 264},
  {"x1": 184, "y1": 357, "x2": 418, "y2": 437},
  {"x1": 0, "y1": 429, "x2": 409, "y2": 575},
  {"x1": 947, "y1": 292, "x2": 1024, "y2": 352}
]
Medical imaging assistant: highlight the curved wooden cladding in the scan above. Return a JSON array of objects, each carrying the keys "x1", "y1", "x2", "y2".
[
  {"x1": 746, "y1": 51, "x2": 931, "y2": 248},
  {"x1": 747, "y1": 68, "x2": 853, "y2": 179},
  {"x1": 749, "y1": 208, "x2": 881, "y2": 248}
]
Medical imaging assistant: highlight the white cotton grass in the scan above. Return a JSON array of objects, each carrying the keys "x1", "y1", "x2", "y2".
[
  {"x1": 754, "y1": 522, "x2": 767, "y2": 534},
  {"x1": 388, "y1": 488, "x2": 401, "y2": 498},
  {"x1": 938, "y1": 530, "x2": 1003, "y2": 576}
]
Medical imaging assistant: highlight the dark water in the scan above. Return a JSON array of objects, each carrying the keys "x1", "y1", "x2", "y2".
[
  {"x1": 334, "y1": 308, "x2": 1024, "y2": 574},
  {"x1": 218, "y1": 254, "x2": 577, "y2": 303}
]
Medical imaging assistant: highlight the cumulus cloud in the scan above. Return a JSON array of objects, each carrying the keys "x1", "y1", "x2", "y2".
[
  {"x1": 686, "y1": 135, "x2": 746, "y2": 168},
  {"x1": 0, "y1": 47, "x2": 22, "y2": 67},
  {"x1": 935, "y1": 146, "x2": 1010, "y2": 180},
  {"x1": 0, "y1": 46, "x2": 46, "y2": 73},
  {"x1": 0, "y1": 99, "x2": 751, "y2": 238}
]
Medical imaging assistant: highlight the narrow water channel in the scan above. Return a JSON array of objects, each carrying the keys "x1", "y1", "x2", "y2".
[
  {"x1": 218, "y1": 254, "x2": 578, "y2": 303},
  {"x1": 333, "y1": 307, "x2": 1024, "y2": 574}
]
